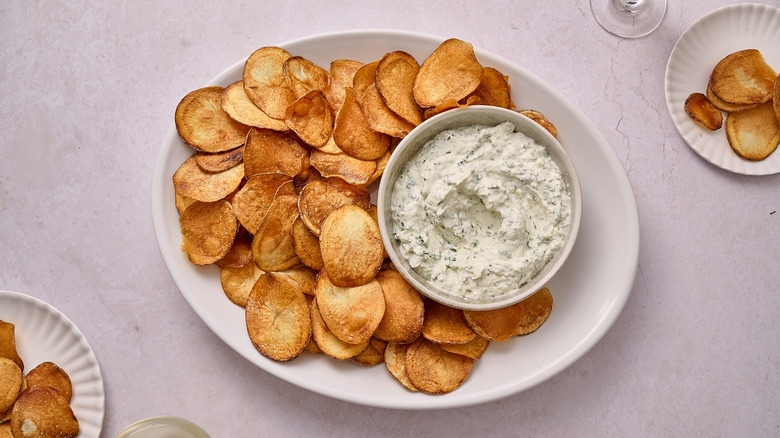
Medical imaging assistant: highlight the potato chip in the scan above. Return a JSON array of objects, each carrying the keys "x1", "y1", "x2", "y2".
[
  {"x1": 25, "y1": 362, "x2": 72, "y2": 403},
  {"x1": 330, "y1": 59, "x2": 364, "y2": 88},
  {"x1": 221, "y1": 80, "x2": 290, "y2": 131},
  {"x1": 363, "y1": 145, "x2": 394, "y2": 187},
  {"x1": 405, "y1": 338, "x2": 474, "y2": 395},
  {"x1": 684, "y1": 92, "x2": 723, "y2": 131},
  {"x1": 438, "y1": 336, "x2": 490, "y2": 360},
  {"x1": 310, "y1": 297, "x2": 369, "y2": 360},
  {"x1": 220, "y1": 261, "x2": 263, "y2": 307},
  {"x1": 361, "y1": 83, "x2": 416, "y2": 138},
  {"x1": 309, "y1": 148, "x2": 376, "y2": 186},
  {"x1": 514, "y1": 287, "x2": 554, "y2": 336},
  {"x1": 413, "y1": 38, "x2": 484, "y2": 108},
  {"x1": 290, "y1": 216, "x2": 324, "y2": 271},
  {"x1": 297, "y1": 177, "x2": 371, "y2": 235},
  {"x1": 0, "y1": 321, "x2": 23, "y2": 371},
  {"x1": 463, "y1": 301, "x2": 525, "y2": 342},
  {"x1": 243, "y1": 46, "x2": 296, "y2": 119},
  {"x1": 231, "y1": 173, "x2": 292, "y2": 234},
  {"x1": 710, "y1": 49, "x2": 777, "y2": 105},
  {"x1": 175, "y1": 86, "x2": 251, "y2": 153},
  {"x1": 215, "y1": 228, "x2": 253, "y2": 268},
  {"x1": 173, "y1": 155, "x2": 245, "y2": 203},
  {"x1": 384, "y1": 342, "x2": 418, "y2": 392},
  {"x1": 725, "y1": 101, "x2": 780, "y2": 161},
  {"x1": 293, "y1": 166, "x2": 323, "y2": 194},
  {"x1": 195, "y1": 145, "x2": 245, "y2": 173},
  {"x1": 333, "y1": 88, "x2": 392, "y2": 160},
  {"x1": 376, "y1": 51, "x2": 423, "y2": 126},
  {"x1": 243, "y1": 128, "x2": 308, "y2": 178},
  {"x1": 421, "y1": 300, "x2": 476, "y2": 345},
  {"x1": 352, "y1": 338, "x2": 387, "y2": 367},
  {"x1": 315, "y1": 271, "x2": 385, "y2": 345},
  {"x1": 245, "y1": 273, "x2": 311, "y2": 361},
  {"x1": 373, "y1": 269, "x2": 424, "y2": 343},
  {"x1": 0, "y1": 357, "x2": 22, "y2": 417},
  {"x1": 519, "y1": 110, "x2": 558, "y2": 138},
  {"x1": 270, "y1": 267, "x2": 317, "y2": 296},
  {"x1": 283, "y1": 56, "x2": 329, "y2": 99},
  {"x1": 175, "y1": 193, "x2": 197, "y2": 215},
  {"x1": 773, "y1": 73, "x2": 780, "y2": 123},
  {"x1": 352, "y1": 60, "x2": 380, "y2": 106},
  {"x1": 481, "y1": 67, "x2": 514, "y2": 109},
  {"x1": 285, "y1": 89, "x2": 333, "y2": 148},
  {"x1": 422, "y1": 98, "x2": 470, "y2": 120},
  {"x1": 179, "y1": 200, "x2": 239, "y2": 265},
  {"x1": 10, "y1": 386, "x2": 79, "y2": 438},
  {"x1": 706, "y1": 82, "x2": 759, "y2": 113},
  {"x1": 251, "y1": 194, "x2": 300, "y2": 271},
  {"x1": 320, "y1": 205, "x2": 384, "y2": 287}
]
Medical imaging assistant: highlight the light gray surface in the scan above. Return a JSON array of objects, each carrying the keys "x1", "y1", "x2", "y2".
[{"x1": 1, "y1": 1, "x2": 778, "y2": 436}]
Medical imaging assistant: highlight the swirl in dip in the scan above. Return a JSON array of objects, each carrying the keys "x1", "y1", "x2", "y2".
[{"x1": 390, "y1": 121, "x2": 571, "y2": 300}]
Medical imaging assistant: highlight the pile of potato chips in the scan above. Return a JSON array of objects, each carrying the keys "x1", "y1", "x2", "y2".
[
  {"x1": 0, "y1": 320, "x2": 79, "y2": 437},
  {"x1": 685, "y1": 49, "x2": 780, "y2": 161},
  {"x1": 172, "y1": 38, "x2": 556, "y2": 394}
]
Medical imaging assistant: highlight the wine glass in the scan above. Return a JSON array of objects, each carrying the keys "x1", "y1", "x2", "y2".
[{"x1": 590, "y1": 0, "x2": 668, "y2": 39}]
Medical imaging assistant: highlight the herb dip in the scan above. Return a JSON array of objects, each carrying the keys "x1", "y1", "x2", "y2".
[{"x1": 390, "y1": 121, "x2": 571, "y2": 299}]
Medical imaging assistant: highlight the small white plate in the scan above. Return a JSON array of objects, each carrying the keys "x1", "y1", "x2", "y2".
[
  {"x1": 665, "y1": 3, "x2": 780, "y2": 175},
  {"x1": 152, "y1": 30, "x2": 640, "y2": 409},
  {"x1": 0, "y1": 290, "x2": 105, "y2": 437}
]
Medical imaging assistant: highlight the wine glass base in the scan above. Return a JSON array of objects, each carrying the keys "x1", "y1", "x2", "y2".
[{"x1": 590, "y1": 0, "x2": 668, "y2": 39}]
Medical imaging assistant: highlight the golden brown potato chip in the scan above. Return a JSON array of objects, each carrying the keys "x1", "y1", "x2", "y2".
[
  {"x1": 514, "y1": 287, "x2": 554, "y2": 336},
  {"x1": 706, "y1": 82, "x2": 759, "y2": 113},
  {"x1": 0, "y1": 321, "x2": 23, "y2": 371},
  {"x1": 251, "y1": 194, "x2": 300, "y2": 271},
  {"x1": 352, "y1": 338, "x2": 387, "y2": 367},
  {"x1": 243, "y1": 46, "x2": 296, "y2": 119},
  {"x1": 11, "y1": 387, "x2": 80, "y2": 438},
  {"x1": 310, "y1": 297, "x2": 369, "y2": 360},
  {"x1": 405, "y1": 338, "x2": 474, "y2": 395},
  {"x1": 384, "y1": 342, "x2": 418, "y2": 392},
  {"x1": 685, "y1": 92, "x2": 723, "y2": 131},
  {"x1": 373, "y1": 269, "x2": 425, "y2": 343},
  {"x1": 774, "y1": 74, "x2": 780, "y2": 123},
  {"x1": 175, "y1": 86, "x2": 251, "y2": 153},
  {"x1": 270, "y1": 267, "x2": 317, "y2": 296},
  {"x1": 465, "y1": 83, "x2": 497, "y2": 107},
  {"x1": 519, "y1": 110, "x2": 558, "y2": 138},
  {"x1": 422, "y1": 98, "x2": 470, "y2": 120},
  {"x1": 175, "y1": 193, "x2": 197, "y2": 215},
  {"x1": 330, "y1": 59, "x2": 364, "y2": 88},
  {"x1": 172, "y1": 155, "x2": 245, "y2": 203},
  {"x1": 179, "y1": 200, "x2": 239, "y2": 265},
  {"x1": 293, "y1": 166, "x2": 323, "y2": 194},
  {"x1": 195, "y1": 145, "x2": 245, "y2": 173},
  {"x1": 284, "y1": 56, "x2": 329, "y2": 99},
  {"x1": 421, "y1": 300, "x2": 476, "y2": 345},
  {"x1": 315, "y1": 271, "x2": 385, "y2": 345},
  {"x1": 481, "y1": 67, "x2": 514, "y2": 109},
  {"x1": 725, "y1": 101, "x2": 780, "y2": 161},
  {"x1": 220, "y1": 261, "x2": 264, "y2": 307},
  {"x1": 297, "y1": 177, "x2": 371, "y2": 235},
  {"x1": 291, "y1": 216, "x2": 324, "y2": 271},
  {"x1": 231, "y1": 173, "x2": 292, "y2": 234},
  {"x1": 361, "y1": 83, "x2": 416, "y2": 138},
  {"x1": 285, "y1": 89, "x2": 333, "y2": 148},
  {"x1": 243, "y1": 128, "x2": 308, "y2": 178},
  {"x1": 0, "y1": 421, "x2": 11, "y2": 437},
  {"x1": 215, "y1": 227, "x2": 253, "y2": 268},
  {"x1": 309, "y1": 149, "x2": 377, "y2": 186},
  {"x1": 245, "y1": 273, "x2": 311, "y2": 361},
  {"x1": 333, "y1": 88, "x2": 392, "y2": 160},
  {"x1": 463, "y1": 301, "x2": 525, "y2": 342},
  {"x1": 413, "y1": 38, "x2": 484, "y2": 108},
  {"x1": 352, "y1": 60, "x2": 380, "y2": 106},
  {"x1": 376, "y1": 51, "x2": 423, "y2": 126},
  {"x1": 0, "y1": 358, "x2": 23, "y2": 417},
  {"x1": 438, "y1": 336, "x2": 490, "y2": 360},
  {"x1": 319, "y1": 205, "x2": 384, "y2": 287},
  {"x1": 25, "y1": 361, "x2": 72, "y2": 403},
  {"x1": 363, "y1": 145, "x2": 394, "y2": 187},
  {"x1": 710, "y1": 49, "x2": 777, "y2": 105},
  {"x1": 221, "y1": 80, "x2": 290, "y2": 131}
]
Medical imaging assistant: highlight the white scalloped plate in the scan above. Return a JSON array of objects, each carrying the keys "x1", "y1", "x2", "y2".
[
  {"x1": 0, "y1": 291, "x2": 105, "y2": 437},
  {"x1": 665, "y1": 3, "x2": 780, "y2": 175},
  {"x1": 152, "y1": 30, "x2": 639, "y2": 409}
]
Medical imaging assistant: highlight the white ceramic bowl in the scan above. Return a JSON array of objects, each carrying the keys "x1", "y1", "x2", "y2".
[{"x1": 377, "y1": 106, "x2": 582, "y2": 311}]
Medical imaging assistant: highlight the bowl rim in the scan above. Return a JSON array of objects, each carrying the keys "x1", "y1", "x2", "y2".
[{"x1": 377, "y1": 105, "x2": 583, "y2": 311}]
